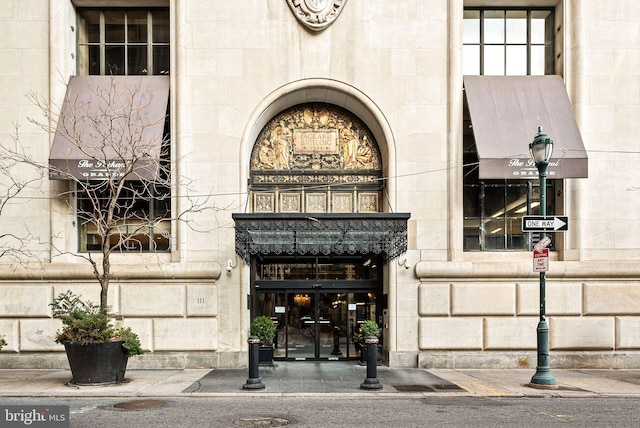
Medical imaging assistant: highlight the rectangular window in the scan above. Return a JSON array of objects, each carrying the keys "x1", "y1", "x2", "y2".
[
  {"x1": 75, "y1": 7, "x2": 171, "y2": 253},
  {"x1": 77, "y1": 182, "x2": 171, "y2": 253},
  {"x1": 463, "y1": 8, "x2": 554, "y2": 76},
  {"x1": 463, "y1": 153, "x2": 556, "y2": 251},
  {"x1": 78, "y1": 8, "x2": 170, "y2": 76},
  {"x1": 463, "y1": 7, "x2": 558, "y2": 252}
]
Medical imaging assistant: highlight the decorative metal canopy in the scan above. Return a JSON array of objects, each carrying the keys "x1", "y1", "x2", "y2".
[{"x1": 232, "y1": 213, "x2": 410, "y2": 264}]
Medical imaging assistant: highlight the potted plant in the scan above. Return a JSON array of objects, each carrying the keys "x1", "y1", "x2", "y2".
[
  {"x1": 357, "y1": 320, "x2": 381, "y2": 365},
  {"x1": 249, "y1": 316, "x2": 277, "y2": 364},
  {"x1": 50, "y1": 290, "x2": 143, "y2": 385},
  {"x1": 0, "y1": 334, "x2": 6, "y2": 350}
]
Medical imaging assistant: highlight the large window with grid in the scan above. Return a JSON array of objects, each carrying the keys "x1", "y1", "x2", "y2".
[
  {"x1": 78, "y1": 182, "x2": 171, "y2": 252},
  {"x1": 77, "y1": 9, "x2": 170, "y2": 76},
  {"x1": 463, "y1": 7, "x2": 558, "y2": 251},
  {"x1": 463, "y1": 8, "x2": 554, "y2": 76},
  {"x1": 75, "y1": 7, "x2": 171, "y2": 253}
]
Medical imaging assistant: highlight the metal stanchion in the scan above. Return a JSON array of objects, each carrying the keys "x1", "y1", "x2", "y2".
[
  {"x1": 243, "y1": 336, "x2": 265, "y2": 390},
  {"x1": 360, "y1": 336, "x2": 382, "y2": 390},
  {"x1": 331, "y1": 326, "x2": 342, "y2": 356}
]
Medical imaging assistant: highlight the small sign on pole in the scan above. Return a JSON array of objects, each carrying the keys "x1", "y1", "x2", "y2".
[
  {"x1": 533, "y1": 236, "x2": 552, "y2": 252},
  {"x1": 533, "y1": 248, "x2": 549, "y2": 272}
]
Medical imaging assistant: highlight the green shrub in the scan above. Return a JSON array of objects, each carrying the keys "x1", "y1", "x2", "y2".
[
  {"x1": 358, "y1": 320, "x2": 381, "y2": 340},
  {"x1": 249, "y1": 316, "x2": 277, "y2": 345},
  {"x1": 0, "y1": 334, "x2": 6, "y2": 350},
  {"x1": 50, "y1": 290, "x2": 143, "y2": 357},
  {"x1": 116, "y1": 326, "x2": 144, "y2": 357}
]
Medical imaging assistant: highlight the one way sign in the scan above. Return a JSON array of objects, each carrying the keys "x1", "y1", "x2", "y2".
[{"x1": 521, "y1": 216, "x2": 568, "y2": 232}]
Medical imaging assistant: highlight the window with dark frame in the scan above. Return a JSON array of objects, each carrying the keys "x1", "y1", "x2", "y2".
[
  {"x1": 77, "y1": 8, "x2": 170, "y2": 76},
  {"x1": 75, "y1": 7, "x2": 171, "y2": 253},
  {"x1": 463, "y1": 8, "x2": 554, "y2": 76},
  {"x1": 77, "y1": 182, "x2": 171, "y2": 253},
  {"x1": 463, "y1": 7, "x2": 558, "y2": 251}
]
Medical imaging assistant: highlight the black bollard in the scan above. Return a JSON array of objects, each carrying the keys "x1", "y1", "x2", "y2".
[
  {"x1": 243, "y1": 336, "x2": 265, "y2": 390},
  {"x1": 331, "y1": 326, "x2": 342, "y2": 355},
  {"x1": 360, "y1": 336, "x2": 382, "y2": 389}
]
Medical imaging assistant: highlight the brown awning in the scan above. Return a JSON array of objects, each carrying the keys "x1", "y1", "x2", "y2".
[
  {"x1": 49, "y1": 75, "x2": 169, "y2": 180},
  {"x1": 464, "y1": 75, "x2": 588, "y2": 179}
]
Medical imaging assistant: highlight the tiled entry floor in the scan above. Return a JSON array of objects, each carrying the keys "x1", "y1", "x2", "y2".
[{"x1": 183, "y1": 362, "x2": 465, "y2": 394}]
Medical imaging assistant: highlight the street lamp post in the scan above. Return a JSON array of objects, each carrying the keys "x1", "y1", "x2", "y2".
[{"x1": 528, "y1": 126, "x2": 558, "y2": 389}]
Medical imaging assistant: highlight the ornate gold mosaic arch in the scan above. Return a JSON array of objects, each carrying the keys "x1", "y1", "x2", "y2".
[{"x1": 249, "y1": 103, "x2": 383, "y2": 214}]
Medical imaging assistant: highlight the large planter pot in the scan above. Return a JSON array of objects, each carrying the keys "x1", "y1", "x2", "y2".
[
  {"x1": 258, "y1": 345, "x2": 274, "y2": 365},
  {"x1": 358, "y1": 341, "x2": 366, "y2": 365},
  {"x1": 63, "y1": 341, "x2": 129, "y2": 385}
]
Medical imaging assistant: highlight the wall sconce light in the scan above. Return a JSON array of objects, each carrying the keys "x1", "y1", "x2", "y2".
[
  {"x1": 226, "y1": 258, "x2": 238, "y2": 273},
  {"x1": 398, "y1": 257, "x2": 410, "y2": 270}
]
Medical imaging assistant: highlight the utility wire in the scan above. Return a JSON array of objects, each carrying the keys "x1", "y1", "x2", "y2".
[{"x1": 4, "y1": 147, "x2": 638, "y2": 202}]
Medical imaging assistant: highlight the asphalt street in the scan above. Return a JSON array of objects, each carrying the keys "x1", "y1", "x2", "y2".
[
  {"x1": 2, "y1": 395, "x2": 640, "y2": 427},
  {"x1": 3, "y1": 364, "x2": 640, "y2": 427}
]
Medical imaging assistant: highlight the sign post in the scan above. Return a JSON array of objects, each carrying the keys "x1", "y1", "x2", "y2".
[{"x1": 527, "y1": 127, "x2": 557, "y2": 389}]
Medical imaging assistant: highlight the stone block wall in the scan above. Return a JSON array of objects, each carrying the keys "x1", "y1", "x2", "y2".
[
  {"x1": 0, "y1": 281, "x2": 222, "y2": 368},
  {"x1": 416, "y1": 273, "x2": 640, "y2": 368}
]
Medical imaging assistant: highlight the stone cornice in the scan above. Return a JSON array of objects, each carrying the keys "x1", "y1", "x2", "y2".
[
  {"x1": 0, "y1": 262, "x2": 221, "y2": 281},
  {"x1": 416, "y1": 260, "x2": 640, "y2": 280}
]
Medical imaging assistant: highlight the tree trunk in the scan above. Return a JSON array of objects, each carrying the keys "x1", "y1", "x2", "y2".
[{"x1": 100, "y1": 234, "x2": 111, "y2": 310}]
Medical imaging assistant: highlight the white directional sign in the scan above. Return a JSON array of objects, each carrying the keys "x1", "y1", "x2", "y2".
[{"x1": 521, "y1": 216, "x2": 568, "y2": 232}]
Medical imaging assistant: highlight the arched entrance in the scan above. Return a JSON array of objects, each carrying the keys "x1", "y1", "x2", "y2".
[{"x1": 234, "y1": 85, "x2": 409, "y2": 362}]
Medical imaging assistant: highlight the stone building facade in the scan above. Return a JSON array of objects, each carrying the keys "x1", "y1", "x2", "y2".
[{"x1": 1, "y1": 0, "x2": 640, "y2": 369}]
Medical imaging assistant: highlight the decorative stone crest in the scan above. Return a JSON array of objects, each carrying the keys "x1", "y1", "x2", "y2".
[{"x1": 286, "y1": 0, "x2": 348, "y2": 32}]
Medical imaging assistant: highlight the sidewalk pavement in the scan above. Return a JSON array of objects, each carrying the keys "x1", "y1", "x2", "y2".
[{"x1": 1, "y1": 365, "x2": 640, "y2": 398}]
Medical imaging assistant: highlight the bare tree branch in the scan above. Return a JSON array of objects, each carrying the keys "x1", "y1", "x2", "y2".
[
  {"x1": 6, "y1": 76, "x2": 221, "y2": 309},
  {"x1": 0, "y1": 124, "x2": 48, "y2": 266}
]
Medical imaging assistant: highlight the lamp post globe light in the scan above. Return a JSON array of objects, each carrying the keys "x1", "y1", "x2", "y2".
[{"x1": 528, "y1": 126, "x2": 558, "y2": 389}]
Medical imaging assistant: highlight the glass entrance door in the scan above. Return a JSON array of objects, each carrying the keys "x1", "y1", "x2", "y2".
[
  {"x1": 318, "y1": 292, "x2": 344, "y2": 359},
  {"x1": 253, "y1": 256, "x2": 381, "y2": 361},
  {"x1": 286, "y1": 292, "x2": 316, "y2": 359},
  {"x1": 256, "y1": 289, "x2": 377, "y2": 361}
]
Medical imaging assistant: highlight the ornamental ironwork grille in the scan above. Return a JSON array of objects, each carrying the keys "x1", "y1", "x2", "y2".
[{"x1": 232, "y1": 213, "x2": 410, "y2": 264}]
